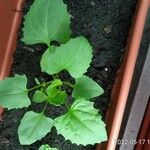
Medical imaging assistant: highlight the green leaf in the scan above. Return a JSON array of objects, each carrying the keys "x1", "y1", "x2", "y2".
[
  {"x1": 48, "y1": 91, "x2": 67, "y2": 106},
  {"x1": 0, "y1": 75, "x2": 31, "y2": 110},
  {"x1": 73, "y1": 75, "x2": 104, "y2": 99},
  {"x1": 41, "y1": 37, "x2": 93, "y2": 78},
  {"x1": 54, "y1": 99, "x2": 107, "y2": 145},
  {"x1": 22, "y1": 0, "x2": 71, "y2": 46},
  {"x1": 46, "y1": 81, "x2": 67, "y2": 106},
  {"x1": 18, "y1": 111, "x2": 53, "y2": 145},
  {"x1": 35, "y1": 78, "x2": 40, "y2": 84},
  {"x1": 39, "y1": 144, "x2": 58, "y2": 150},
  {"x1": 46, "y1": 79, "x2": 63, "y2": 99},
  {"x1": 47, "y1": 79, "x2": 62, "y2": 90},
  {"x1": 33, "y1": 90, "x2": 47, "y2": 103},
  {"x1": 46, "y1": 88, "x2": 60, "y2": 99}
]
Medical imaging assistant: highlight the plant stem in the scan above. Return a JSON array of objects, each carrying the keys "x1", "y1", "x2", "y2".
[
  {"x1": 65, "y1": 102, "x2": 69, "y2": 110},
  {"x1": 41, "y1": 102, "x2": 48, "y2": 114},
  {"x1": 63, "y1": 81, "x2": 74, "y2": 88},
  {"x1": 55, "y1": 73, "x2": 59, "y2": 79},
  {"x1": 28, "y1": 77, "x2": 74, "y2": 93},
  {"x1": 27, "y1": 81, "x2": 53, "y2": 92},
  {"x1": 52, "y1": 74, "x2": 56, "y2": 80}
]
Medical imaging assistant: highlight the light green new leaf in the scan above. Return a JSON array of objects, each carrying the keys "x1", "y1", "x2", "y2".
[
  {"x1": 54, "y1": 99, "x2": 107, "y2": 145},
  {"x1": 46, "y1": 88, "x2": 59, "y2": 99},
  {"x1": 46, "y1": 81, "x2": 67, "y2": 106},
  {"x1": 18, "y1": 111, "x2": 53, "y2": 145},
  {"x1": 22, "y1": 0, "x2": 71, "y2": 45},
  {"x1": 33, "y1": 90, "x2": 47, "y2": 103},
  {"x1": 47, "y1": 79, "x2": 62, "y2": 90},
  {"x1": 48, "y1": 91, "x2": 67, "y2": 106},
  {"x1": 41, "y1": 37, "x2": 93, "y2": 78},
  {"x1": 39, "y1": 144, "x2": 58, "y2": 150},
  {"x1": 35, "y1": 78, "x2": 40, "y2": 84},
  {"x1": 73, "y1": 75, "x2": 104, "y2": 99},
  {"x1": 0, "y1": 75, "x2": 31, "y2": 110}
]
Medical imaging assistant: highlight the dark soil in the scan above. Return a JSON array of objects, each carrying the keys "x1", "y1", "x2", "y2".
[{"x1": 0, "y1": 0, "x2": 137, "y2": 150}]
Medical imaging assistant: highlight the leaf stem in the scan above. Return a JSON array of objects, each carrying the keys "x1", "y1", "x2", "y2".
[
  {"x1": 55, "y1": 73, "x2": 59, "y2": 79},
  {"x1": 65, "y1": 102, "x2": 69, "y2": 110},
  {"x1": 41, "y1": 102, "x2": 48, "y2": 114},
  {"x1": 63, "y1": 81, "x2": 74, "y2": 88},
  {"x1": 27, "y1": 81, "x2": 53, "y2": 92},
  {"x1": 52, "y1": 74, "x2": 56, "y2": 80},
  {"x1": 28, "y1": 77, "x2": 74, "y2": 94}
]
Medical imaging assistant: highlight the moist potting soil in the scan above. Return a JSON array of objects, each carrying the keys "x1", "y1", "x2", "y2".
[{"x1": 0, "y1": 0, "x2": 137, "y2": 150}]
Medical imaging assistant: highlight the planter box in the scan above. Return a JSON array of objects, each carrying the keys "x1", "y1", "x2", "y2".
[
  {"x1": 135, "y1": 101, "x2": 150, "y2": 150},
  {"x1": 117, "y1": 11, "x2": 150, "y2": 150},
  {"x1": 0, "y1": 0, "x2": 24, "y2": 79},
  {"x1": 96, "y1": 0, "x2": 150, "y2": 149},
  {"x1": 0, "y1": 0, "x2": 149, "y2": 149},
  {"x1": 0, "y1": 0, "x2": 24, "y2": 117}
]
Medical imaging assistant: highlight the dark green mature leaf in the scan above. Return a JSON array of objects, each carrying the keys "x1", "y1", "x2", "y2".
[
  {"x1": 33, "y1": 90, "x2": 47, "y2": 103},
  {"x1": 18, "y1": 111, "x2": 53, "y2": 145},
  {"x1": 39, "y1": 145, "x2": 58, "y2": 150},
  {"x1": 54, "y1": 99, "x2": 107, "y2": 145},
  {"x1": 73, "y1": 75, "x2": 104, "y2": 99},
  {"x1": 0, "y1": 75, "x2": 30, "y2": 110},
  {"x1": 41, "y1": 37, "x2": 93, "y2": 78},
  {"x1": 22, "y1": 0, "x2": 71, "y2": 46}
]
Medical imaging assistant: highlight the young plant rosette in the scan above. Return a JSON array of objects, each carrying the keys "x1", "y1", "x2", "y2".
[{"x1": 0, "y1": 0, "x2": 107, "y2": 148}]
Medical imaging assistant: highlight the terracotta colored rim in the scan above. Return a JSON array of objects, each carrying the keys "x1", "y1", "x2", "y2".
[
  {"x1": 107, "y1": 0, "x2": 150, "y2": 148},
  {"x1": 96, "y1": 0, "x2": 150, "y2": 149},
  {"x1": 0, "y1": 0, "x2": 24, "y2": 116}
]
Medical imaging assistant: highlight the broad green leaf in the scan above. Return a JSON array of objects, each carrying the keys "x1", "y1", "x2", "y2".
[
  {"x1": 47, "y1": 79, "x2": 62, "y2": 90},
  {"x1": 48, "y1": 91, "x2": 67, "y2": 106},
  {"x1": 41, "y1": 37, "x2": 93, "y2": 78},
  {"x1": 39, "y1": 144, "x2": 58, "y2": 150},
  {"x1": 18, "y1": 111, "x2": 53, "y2": 145},
  {"x1": 73, "y1": 75, "x2": 104, "y2": 99},
  {"x1": 33, "y1": 90, "x2": 47, "y2": 103},
  {"x1": 54, "y1": 99, "x2": 107, "y2": 145},
  {"x1": 22, "y1": 0, "x2": 71, "y2": 46},
  {"x1": 0, "y1": 75, "x2": 31, "y2": 110}
]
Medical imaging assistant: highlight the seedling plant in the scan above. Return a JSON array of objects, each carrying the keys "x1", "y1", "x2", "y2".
[{"x1": 0, "y1": 0, "x2": 107, "y2": 149}]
